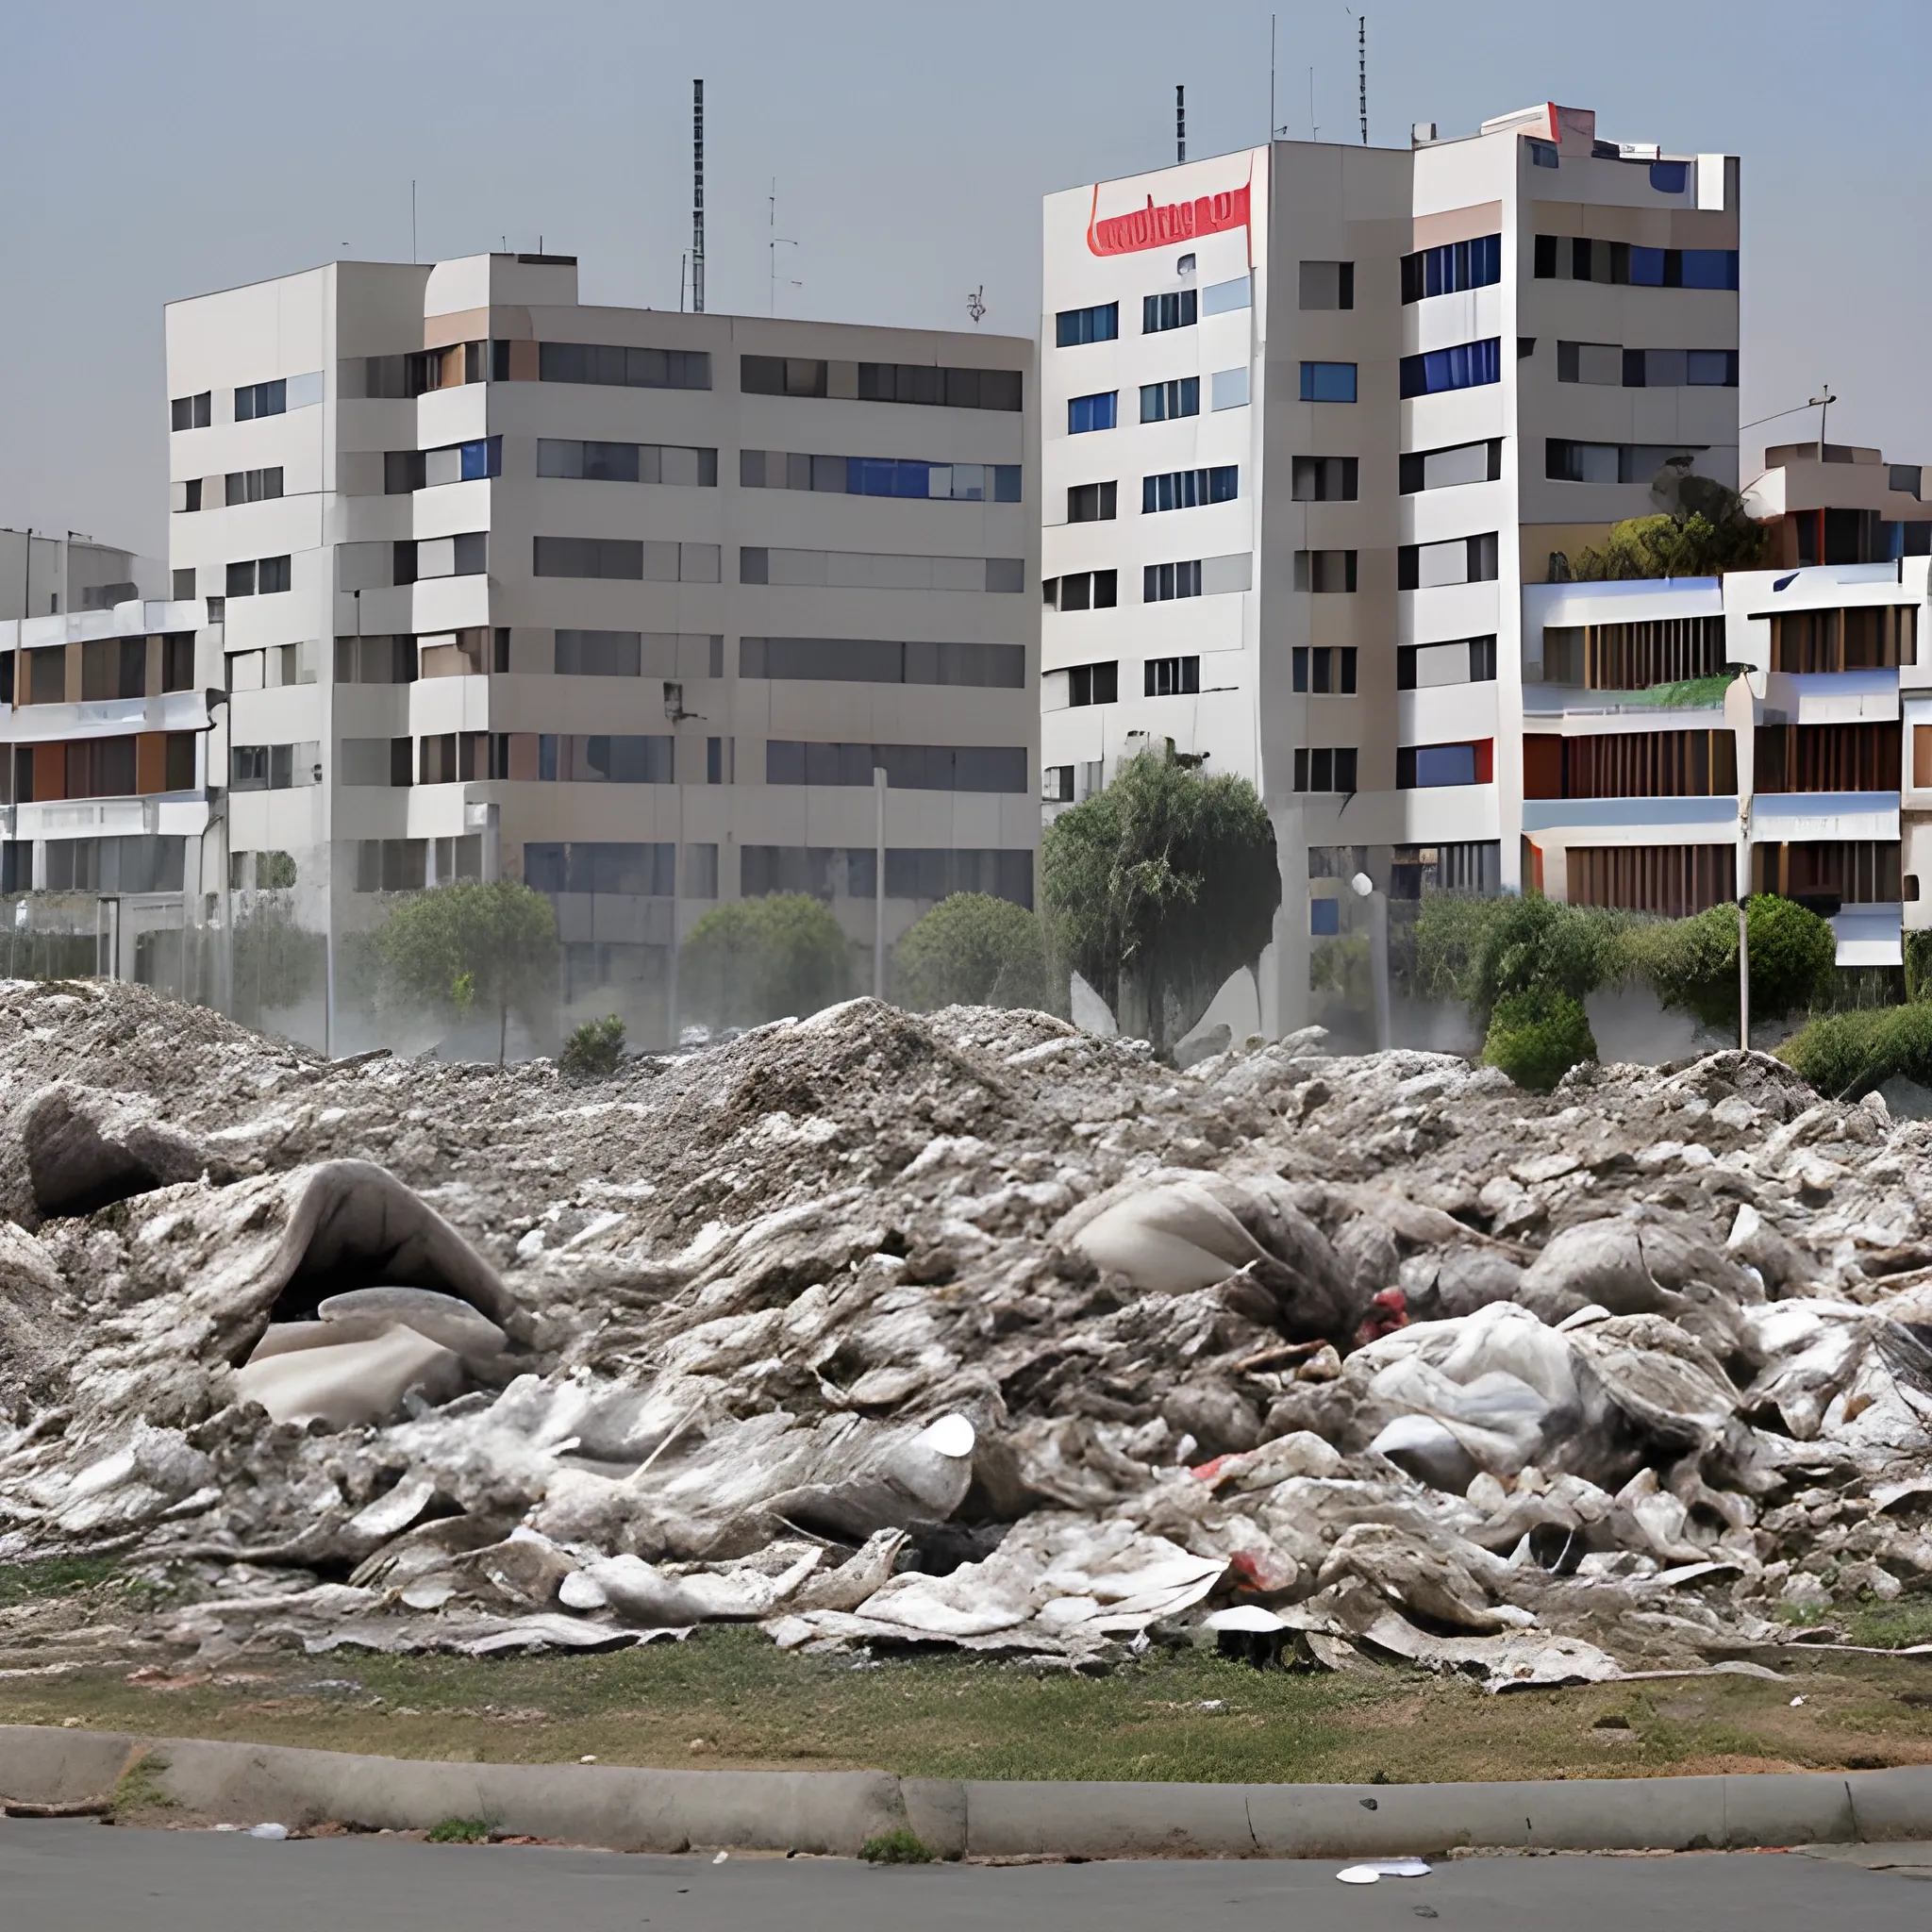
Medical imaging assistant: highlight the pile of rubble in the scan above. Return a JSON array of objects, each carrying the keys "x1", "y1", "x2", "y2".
[{"x1": 0, "y1": 977, "x2": 1929, "y2": 1690}]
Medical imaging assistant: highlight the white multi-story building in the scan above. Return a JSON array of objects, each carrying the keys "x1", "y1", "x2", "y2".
[
  {"x1": 0, "y1": 532, "x2": 211, "y2": 986},
  {"x1": 163, "y1": 252, "x2": 1036, "y2": 1048},
  {"x1": 1040, "y1": 103, "x2": 1740, "y2": 1031}
]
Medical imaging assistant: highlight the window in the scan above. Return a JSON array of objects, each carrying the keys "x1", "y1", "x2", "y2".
[
  {"x1": 1057, "y1": 302, "x2": 1119, "y2": 346},
  {"x1": 1545, "y1": 440, "x2": 1711, "y2": 485},
  {"x1": 740, "y1": 547, "x2": 1014, "y2": 591},
  {"x1": 177, "y1": 478, "x2": 203, "y2": 511},
  {"x1": 161, "y1": 635, "x2": 194, "y2": 691},
  {"x1": 856, "y1": 363, "x2": 1023, "y2": 410},
  {"x1": 1143, "y1": 559, "x2": 1203, "y2": 602},
  {"x1": 1291, "y1": 457, "x2": 1357, "y2": 502},
  {"x1": 1142, "y1": 291, "x2": 1197, "y2": 334},
  {"x1": 172, "y1": 567, "x2": 195, "y2": 600},
  {"x1": 1068, "y1": 391, "x2": 1118, "y2": 434},
  {"x1": 764, "y1": 741, "x2": 1028, "y2": 792},
  {"x1": 1309, "y1": 897, "x2": 1341, "y2": 937},
  {"x1": 1210, "y1": 367, "x2": 1250, "y2": 410},
  {"x1": 741, "y1": 637, "x2": 1024, "y2": 687},
  {"x1": 395, "y1": 534, "x2": 487, "y2": 583},
  {"x1": 1299, "y1": 361, "x2": 1357, "y2": 404},
  {"x1": 555, "y1": 631, "x2": 641, "y2": 677},
  {"x1": 339, "y1": 738, "x2": 412, "y2": 787},
  {"x1": 1528, "y1": 138, "x2": 1558, "y2": 168},
  {"x1": 1202, "y1": 274, "x2": 1251, "y2": 315},
  {"x1": 81, "y1": 637, "x2": 146, "y2": 701},
  {"x1": 1399, "y1": 532, "x2": 1499, "y2": 590},
  {"x1": 1291, "y1": 747, "x2": 1359, "y2": 792},
  {"x1": 1291, "y1": 646, "x2": 1357, "y2": 693},
  {"x1": 1556, "y1": 341, "x2": 1623, "y2": 386},
  {"x1": 525, "y1": 841, "x2": 676, "y2": 896},
  {"x1": 741, "y1": 450, "x2": 1018, "y2": 500},
  {"x1": 529, "y1": 735, "x2": 676, "y2": 784},
  {"x1": 1299, "y1": 261, "x2": 1355, "y2": 309},
  {"x1": 1624, "y1": 348, "x2": 1738, "y2": 389},
  {"x1": 541, "y1": 342, "x2": 710, "y2": 390},
  {"x1": 532, "y1": 536, "x2": 642, "y2": 580},
  {"x1": 170, "y1": 391, "x2": 211, "y2": 431},
  {"x1": 1400, "y1": 338, "x2": 1502, "y2": 397},
  {"x1": 225, "y1": 554, "x2": 291, "y2": 598},
  {"x1": 234, "y1": 379, "x2": 286, "y2": 421},
  {"x1": 1534, "y1": 237, "x2": 1738, "y2": 290},
  {"x1": 419, "y1": 733, "x2": 490, "y2": 785},
  {"x1": 741, "y1": 355, "x2": 826, "y2": 397},
  {"x1": 225, "y1": 467, "x2": 283, "y2": 505},
  {"x1": 1400, "y1": 439, "x2": 1502, "y2": 492},
  {"x1": 1142, "y1": 466, "x2": 1238, "y2": 512},
  {"x1": 1401, "y1": 234, "x2": 1502, "y2": 302},
  {"x1": 1144, "y1": 656, "x2": 1200, "y2": 696},
  {"x1": 1065, "y1": 661, "x2": 1119, "y2": 707},
  {"x1": 232, "y1": 741, "x2": 320, "y2": 791},
  {"x1": 1044, "y1": 569, "x2": 1118, "y2": 611},
  {"x1": 354, "y1": 840, "x2": 428, "y2": 892},
  {"x1": 1141, "y1": 378, "x2": 1200, "y2": 423},
  {"x1": 1292, "y1": 550, "x2": 1357, "y2": 593},
  {"x1": 1650, "y1": 159, "x2": 1690, "y2": 194},
  {"x1": 1399, "y1": 637, "x2": 1496, "y2": 688},
  {"x1": 1068, "y1": 480, "x2": 1117, "y2": 522},
  {"x1": 1397, "y1": 740, "x2": 1495, "y2": 789},
  {"x1": 1534, "y1": 729, "x2": 1737, "y2": 799},
  {"x1": 28, "y1": 647, "x2": 65, "y2": 705},
  {"x1": 335, "y1": 636, "x2": 416, "y2": 684},
  {"x1": 1568, "y1": 845, "x2": 1738, "y2": 917},
  {"x1": 538, "y1": 440, "x2": 716, "y2": 485},
  {"x1": 1043, "y1": 766, "x2": 1074, "y2": 804}
]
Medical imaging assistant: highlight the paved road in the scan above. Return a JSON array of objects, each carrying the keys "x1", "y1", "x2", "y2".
[{"x1": 1, "y1": 1820, "x2": 1927, "y2": 1931}]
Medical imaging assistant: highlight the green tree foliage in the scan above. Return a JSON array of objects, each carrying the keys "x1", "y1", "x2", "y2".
[
  {"x1": 1041, "y1": 750, "x2": 1280, "y2": 1058},
  {"x1": 1569, "y1": 502, "x2": 1771, "y2": 582},
  {"x1": 231, "y1": 897, "x2": 324, "y2": 1022},
  {"x1": 1482, "y1": 987, "x2": 1598, "y2": 1092},
  {"x1": 681, "y1": 893, "x2": 850, "y2": 1030},
  {"x1": 377, "y1": 879, "x2": 558, "y2": 1064},
  {"x1": 1410, "y1": 891, "x2": 1627, "y2": 1024},
  {"x1": 893, "y1": 892, "x2": 1048, "y2": 1012},
  {"x1": 559, "y1": 1013, "x2": 626, "y2": 1078},
  {"x1": 1630, "y1": 893, "x2": 1837, "y2": 1031},
  {"x1": 1779, "y1": 1002, "x2": 1932, "y2": 1101},
  {"x1": 1905, "y1": 929, "x2": 1932, "y2": 1004}
]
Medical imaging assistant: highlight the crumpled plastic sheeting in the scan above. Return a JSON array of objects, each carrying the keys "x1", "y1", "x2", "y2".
[{"x1": 2, "y1": 982, "x2": 1932, "y2": 1674}]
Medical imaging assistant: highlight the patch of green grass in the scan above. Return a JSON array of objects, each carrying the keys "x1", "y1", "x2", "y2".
[
  {"x1": 1837, "y1": 1594, "x2": 1932, "y2": 1650},
  {"x1": 111, "y1": 1752, "x2": 176, "y2": 1819},
  {"x1": 0, "y1": 1557, "x2": 125, "y2": 1607},
  {"x1": 426, "y1": 1816, "x2": 490, "y2": 1843},
  {"x1": 859, "y1": 1827, "x2": 932, "y2": 1864}
]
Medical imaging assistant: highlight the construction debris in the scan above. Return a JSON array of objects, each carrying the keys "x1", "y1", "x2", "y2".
[{"x1": 0, "y1": 978, "x2": 1929, "y2": 1684}]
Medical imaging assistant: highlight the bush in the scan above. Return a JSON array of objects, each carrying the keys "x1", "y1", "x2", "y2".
[
  {"x1": 1481, "y1": 987, "x2": 1598, "y2": 1092},
  {"x1": 559, "y1": 1014, "x2": 625, "y2": 1077},
  {"x1": 1906, "y1": 930, "x2": 1932, "y2": 1004},
  {"x1": 426, "y1": 1817, "x2": 490, "y2": 1843},
  {"x1": 1778, "y1": 1002, "x2": 1932, "y2": 1101},
  {"x1": 1633, "y1": 894, "x2": 1837, "y2": 1032},
  {"x1": 1410, "y1": 892, "x2": 1625, "y2": 1024},
  {"x1": 681, "y1": 893, "x2": 851, "y2": 1030},
  {"x1": 858, "y1": 1827, "x2": 933, "y2": 1865},
  {"x1": 894, "y1": 893, "x2": 1048, "y2": 1012},
  {"x1": 377, "y1": 879, "x2": 558, "y2": 1064}
]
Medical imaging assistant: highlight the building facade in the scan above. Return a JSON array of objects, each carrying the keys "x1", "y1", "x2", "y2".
[
  {"x1": 1040, "y1": 103, "x2": 1739, "y2": 1031},
  {"x1": 163, "y1": 253, "x2": 1036, "y2": 1048}
]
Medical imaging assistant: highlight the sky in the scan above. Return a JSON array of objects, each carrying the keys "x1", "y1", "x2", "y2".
[{"x1": 2, "y1": 0, "x2": 1927, "y2": 558}]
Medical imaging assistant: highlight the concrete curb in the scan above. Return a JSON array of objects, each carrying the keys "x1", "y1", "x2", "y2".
[{"x1": 4, "y1": 1724, "x2": 1931, "y2": 1858}]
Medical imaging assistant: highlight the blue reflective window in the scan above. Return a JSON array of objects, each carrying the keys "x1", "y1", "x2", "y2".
[
  {"x1": 1650, "y1": 160, "x2": 1690, "y2": 194},
  {"x1": 459, "y1": 437, "x2": 501, "y2": 481},
  {"x1": 1627, "y1": 246, "x2": 1667, "y2": 287},
  {"x1": 1299, "y1": 361, "x2": 1357, "y2": 404},
  {"x1": 1399, "y1": 339, "x2": 1501, "y2": 399},
  {"x1": 1680, "y1": 248, "x2": 1739, "y2": 291},
  {"x1": 1309, "y1": 897, "x2": 1340, "y2": 937},
  {"x1": 993, "y1": 465, "x2": 1022, "y2": 502},
  {"x1": 1527, "y1": 140, "x2": 1558, "y2": 169},
  {"x1": 1068, "y1": 391, "x2": 1118, "y2": 434},
  {"x1": 1414, "y1": 743, "x2": 1476, "y2": 787},
  {"x1": 1056, "y1": 303, "x2": 1119, "y2": 347},
  {"x1": 1401, "y1": 234, "x2": 1502, "y2": 303}
]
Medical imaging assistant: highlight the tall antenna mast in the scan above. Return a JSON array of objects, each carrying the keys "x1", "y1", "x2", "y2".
[
  {"x1": 1175, "y1": 85, "x2": 1186, "y2": 164},
  {"x1": 1357, "y1": 14, "x2": 1367, "y2": 143},
  {"x1": 691, "y1": 79, "x2": 706, "y2": 315}
]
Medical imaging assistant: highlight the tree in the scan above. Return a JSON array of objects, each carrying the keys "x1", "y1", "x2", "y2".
[
  {"x1": 231, "y1": 897, "x2": 324, "y2": 1024},
  {"x1": 681, "y1": 893, "x2": 850, "y2": 1030},
  {"x1": 376, "y1": 879, "x2": 558, "y2": 1065},
  {"x1": 1631, "y1": 893, "x2": 1837, "y2": 1032},
  {"x1": 1041, "y1": 749, "x2": 1280, "y2": 1058},
  {"x1": 894, "y1": 893, "x2": 1049, "y2": 1012},
  {"x1": 1567, "y1": 481, "x2": 1771, "y2": 583},
  {"x1": 1411, "y1": 891, "x2": 1627, "y2": 1025}
]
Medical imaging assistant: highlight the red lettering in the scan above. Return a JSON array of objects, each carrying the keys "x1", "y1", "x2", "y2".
[{"x1": 1088, "y1": 181, "x2": 1251, "y2": 257}]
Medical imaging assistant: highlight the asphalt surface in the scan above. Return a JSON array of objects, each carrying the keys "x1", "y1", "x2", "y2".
[{"x1": 2, "y1": 1820, "x2": 1928, "y2": 1931}]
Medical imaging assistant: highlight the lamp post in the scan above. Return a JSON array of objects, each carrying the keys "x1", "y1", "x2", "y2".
[
  {"x1": 872, "y1": 766, "x2": 887, "y2": 999},
  {"x1": 1350, "y1": 869, "x2": 1391, "y2": 1051}
]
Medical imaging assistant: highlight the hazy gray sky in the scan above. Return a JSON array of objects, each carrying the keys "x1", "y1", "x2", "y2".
[{"x1": 2, "y1": 0, "x2": 1925, "y2": 557}]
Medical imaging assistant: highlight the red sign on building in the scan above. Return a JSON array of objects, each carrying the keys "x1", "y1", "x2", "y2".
[{"x1": 1087, "y1": 182, "x2": 1251, "y2": 258}]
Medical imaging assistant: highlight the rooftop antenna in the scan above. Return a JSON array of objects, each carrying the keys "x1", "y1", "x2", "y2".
[
  {"x1": 679, "y1": 252, "x2": 687, "y2": 312},
  {"x1": 966, "y1": 285, "x2": 987, "y2": 326},
  {"x1": 1309, "y1": 66, "x2": 1316, "y2": 142},
  {"x1": 1347, "y1": 9, "x2": 1366, "y2": 143},
  {"x1": 1810, "y1": 383, "x2": 1837, "y2": 452},
  {"x1": 1270, "y1": 14, "x2": 1283, "y2": 139},
  {"x1": 691, "y1": 79, "x2": 705, "y2": 314},
  {"x1": 410, "y1": 179, "x2": 417, "y2": 263},
  {"x1": 1176, "y1": 85, "x2": 1186, "y2": 164},
  {"x1": 767, "y1": 180, "x2": 799, "y2": 315}
]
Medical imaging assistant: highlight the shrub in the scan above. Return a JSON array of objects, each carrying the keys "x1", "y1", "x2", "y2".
[
  {"x1": 377, "y1": 879, "x2": 558, "y2": 1064},
  {"x1": 1779, "y1": 1002, "x2": 1932, "y2": 1101},
  {"x1": 1906, "y1": 929, "x2": 1932, "y2": 1004},
  {"x1": 894, "y1": 893, "x2": 1048, "y2": 1012},
  {"x1": 559, "y1": 1014, "x2": 625, "y2": 1078},
  {"x1": 426, "y1": 1817, "x2": 490, "y2": 1843},
  {"x1": 1481, "y1": 987, "x2": 1598, "y2": 1092},
  {"x1": 858, "y1": 1827, "x2": 933, "y2": 1864},
  {"x1": 1633, "y1": 894, "x2": 1837, "y2": 1031},
  {"x1": 681, "y1": 893, "x2": 851, "y2": 1030},
  {"x1": 1411, "y1": 892, "x2": 1625, "y2": 1024}
]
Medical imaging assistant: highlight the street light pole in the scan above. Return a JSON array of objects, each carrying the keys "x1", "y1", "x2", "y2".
[
  {"x1": 872, "y1": 766, "x2": 887, "y2": 1000},
  {"x1": 1350, "y1": 870, "x2": 1391, "y2": 1050}
]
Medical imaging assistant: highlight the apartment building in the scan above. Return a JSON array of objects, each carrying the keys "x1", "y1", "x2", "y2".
[
  {"x1": 0, "y1": 531, "x2": 214, "y2": 986},
  {"x1": 164, "y1": 252, "x2": 1036, "y2": 1048},
  {"x1": 1040, "y1": 103, "x2": 1739, "y2": 1031}
]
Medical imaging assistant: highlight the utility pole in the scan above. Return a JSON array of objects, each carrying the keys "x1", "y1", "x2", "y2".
[
  {"x1": 767, "y1": 181, "x2": 799, "y2": 314},
  {"x1": 1810, "y1": 382, "x2": 1837, "y2": 453}
]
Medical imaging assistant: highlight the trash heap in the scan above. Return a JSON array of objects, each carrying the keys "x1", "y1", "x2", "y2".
[{"x1": 0, "y1": 977, "x2": 1929, "y2": 1690}]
